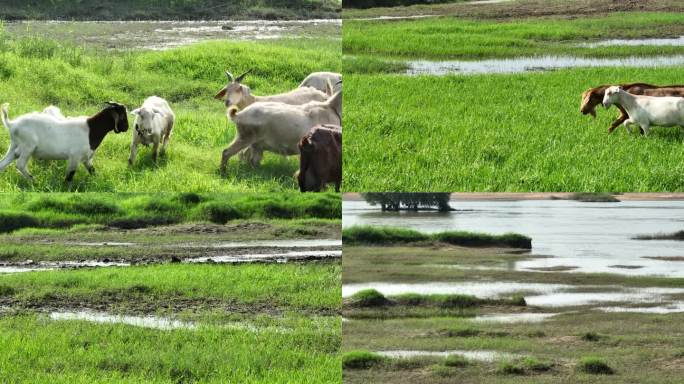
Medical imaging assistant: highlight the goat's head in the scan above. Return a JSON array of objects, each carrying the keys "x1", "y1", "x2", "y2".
[
  {"x1": 580, "y1": 87, "x2": 604, "y2": 117},
  {"x1": 214, "y1": 69, "x2": 253, "y2": 108},
  {"x1": 131, "y1": 106, "x2": 162, "y2": 136},
  {"x1": 327, "y1": 91, "x2": 343, "y2": 125},
  {"x1": 104, "y1": 101, "x2": 129, "y2": 133},
  {"x1": 602, "y1": 86, "x2": 622, "y2": 109}
]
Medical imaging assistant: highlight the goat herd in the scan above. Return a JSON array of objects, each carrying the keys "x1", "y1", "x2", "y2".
[
  {"x1": 581, "y1": 83, "x2": 684, "y2": 135},
  {"x1": 0, "y1": 70, "x2": 342, "y2": 192}
]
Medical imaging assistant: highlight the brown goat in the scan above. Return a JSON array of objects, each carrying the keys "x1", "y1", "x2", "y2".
[
  {"x1": 297, "y1": 125, "x2": 341, "y2": 192},
  {"x1": 580, "y1": 83, "x2": 684, "y2": 133}
]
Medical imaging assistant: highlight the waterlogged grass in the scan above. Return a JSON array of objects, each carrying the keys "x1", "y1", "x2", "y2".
[
  {"x1": 342, "y1": 226, "x2": 531, "y2": 248},
  {"x1": 343, "y1": 243, "x2": 684, "y2": 383},
  {"x1": 0, "y1": 35, "x2": 341, "y2": 192},
  {"x1": 343, "y1": 12, "x2": 684, "y2": 60},
  {"x1": 0, "y1": 263, "x2": 341, "y2": 312},
  {"x1": 0, "y1": 192, "x2": 340, "y2": 233},
  {"x1": 344, "y1": 67, "x2": 684, "y2": 191},
  {"x1": 0, "y1": 313, "x2": 340, "y2": 384},
  {"x1": 347, "y1": 289, "x2": 525, "y2": 309}
]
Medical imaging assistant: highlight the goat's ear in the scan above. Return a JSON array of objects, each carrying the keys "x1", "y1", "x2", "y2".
[
  {"x1": 214, "y1": 87, "x2": 227, "y2": 100},
  {"x1": 130, "y1": 108, "x2": 141, "y2": 116},
  {"x1": 235, "y1": 68, "x2": 253, "y2": 83}
]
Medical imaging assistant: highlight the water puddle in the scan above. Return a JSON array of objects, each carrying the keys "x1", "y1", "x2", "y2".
[
  {"x1": 376, "y1": 349, "x2": 518, "y2": 362},
  {"x1": 526, "y1": 287, "x2": 684, "y2": 307},
  {"x1": 186, "y1": 250, "x2": 342, "y2": 264},
  {"x1": 343, "y1": 200, "x2": 684, "y2": 277},
  {"x1": 342, "y1": 281, "x2": 572, "y2": 298},
  {"x1": 0, "y1": 266, "x2": 53, "y2": 274},
  {"x1": 582, "y1": 36, "x2": 684, "y2": 48},
  {"x1": 68, "y1": 242, "x2": 135, "y2": 247},
  {"x1": 596, "y1": 303, "x2": 684, "y2": 314},
  {"x1": 49, "y1": 311, "x2": 195, "y2": 330},
  {"x1": 5, "y1": 19, "x2": 340, "y2": 50},
  {"x1": 406, "y1": 55, "x2": 684, "y2": 75},
  {"x1": 471, "y1": 313, "x2": 558, "y2": 323}
]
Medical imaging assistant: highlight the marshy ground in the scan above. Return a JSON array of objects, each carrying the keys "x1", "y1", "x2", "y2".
[
  {"x1": 0, "y1": 193, "x2": 341, "y2": 383},
  {"x1": 343, "y1": 0, "x2": 684, "y2": 191},
  {"x1": 341, "y1": 198, "x2": 684, "y2": 383}
]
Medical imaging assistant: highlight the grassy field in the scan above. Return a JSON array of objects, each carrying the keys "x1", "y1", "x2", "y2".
[
  {"x1": 0, "y1": 31, "x2": 340, "y2": 192},
  {"x1": 342, "y1": 244, "x2": 684, "y2": 383},
  {"x1": 344, "y1": 12, "x2": 684, "y2": 60},
  {"x1": 0, "y1": 193, "x2": 342, "y2": 383},
  {"x1": 343, "y1": 6, "x2": 684, "y2": 191},
  {"x1": 344, "y1": 67, "x2": 684, "y2": 191},
  {"x1": 0, "y1": 0, "x2": 341, "y2": 20}
]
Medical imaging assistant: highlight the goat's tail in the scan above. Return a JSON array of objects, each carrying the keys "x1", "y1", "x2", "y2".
[
  {"x1": 1, "y1": 103, "x2": 10, "y2": 130},
  {"x1": 227, "y1": 106, "x2": 239, "y2": 122}
]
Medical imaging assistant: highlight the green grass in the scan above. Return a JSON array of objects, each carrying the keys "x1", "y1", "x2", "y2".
[
  {"x1": 344, "y1": 67, "x2": 684, "y2": 191},
  {"x1": 0, "y1": 263, "x2": 341, "y2": 312},
  {"x1": 0, "y1": 34, "x2": 340, "y2": 192},
  {"x1": 0, "y1": 314, "x2": 339, "y2": 384},
  {"x1": 577, "y1": 356, "x2": 615, "y2": 375},
  {"x1": 343, "y1": 12, "x2": 684, "y2": 60},
  {"x1": 0, "y1": 0, "x2": 341, "y2": 20},
  {"x1": 342, "y1": 350, "x2": 385, "y2": 369},
  {"x1": 0, "y1": 192, "x2": 340, "y2": 232},
  {"x1": 342, "y1": 226, "x2": 531, "y2": 248}
]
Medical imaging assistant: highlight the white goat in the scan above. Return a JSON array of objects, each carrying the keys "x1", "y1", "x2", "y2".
[
  {"x1": 220, "y1": 91, "x2": 342, "y2": 173},
  {"x1": 0, "y1": 102, "x2": 129, "y2": 185},
  {"x1": 603, "y1": 86, "x2": 684, "y2": 135},
  {"x1": 214, "y1": 69, "x2": 330, "y2": 110},
  {"x1": 300, "y1": 72, "x2": 342, "y2": 93},
  {"x1": 42, "y1": 105, "x2": 65, "y2": 119},
  {"x1": 129, "y1": 96, "x2": 175, "y2": 165}
]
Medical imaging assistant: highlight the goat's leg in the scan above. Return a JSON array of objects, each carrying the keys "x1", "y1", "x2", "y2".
[
  {"x1": 249, "y1": 147, "x2": 264, "y2": 167},
  {"x1": 0, "y1": 143, "x2": 17, "y2": 172},
  {"x1": 128, "y1": 133, "x2": 139, "y2": 167},
  {"x1": 84, "y1": 157, "x2": 95, "y2": 175},
  {"x1": 641, "y1": 123, "x2": 650, "y2": 137},
  {"x1": 161, "y1": 121, "x2": 173, "y2": 154},
  {"x1": 15, "y1": 152, "x2": 33, "y2": 182},
  {"x1": 220, "y1": 136, "x2": 255, "y2": 174},
  {"x1": 623, "y1": 120, "x2": 633, "y2": 135},
  {"x1": 152, "y1": 141, "x2": 160, "y2": 163},
  {"x1": 608, "y1": 108, "x2": 629, "y2": 134},
  {"x1": 64, "y1": 157, "x2": 79, "y2": 185}
]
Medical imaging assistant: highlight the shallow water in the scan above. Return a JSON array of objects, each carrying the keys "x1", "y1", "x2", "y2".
[
  {"x1": 471, "y1": 313, "x2": 558, "y2": 323},
  {"x1": 525, "y1": 287, "x2": 684, "y2": 307},
  {"x1": 0, "y1": 266, "x2": 53, "y2": 274},
  {"x1": 343, "y1": 200, "x2": 684, "y2": 277},
  {"x1": 342, "y1": 281, "x2": 572, "y2": 298},
  {"x1": 5, "y1": 19, "x2": 340, "y2": 50},
  {"x1": 49, "y1": 311, "x2": 195, "y2": 330},
  {"x1": 406, "y1": 55, "x2": 684, "y2": 75},
  {"x1": 376, "y1": 350, "x2": 518, "y2": 362},
  {"x1": 582, "y1": 36, "x2": 684, "y2": 48},
  {"x1": 186, "y1": 249, "x2": 342, "y2": 264},
  {"x1": 596, "y1": 303, "x2": 684, "y2": 314}
]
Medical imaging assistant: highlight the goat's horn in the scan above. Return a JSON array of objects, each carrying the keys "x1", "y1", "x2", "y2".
[
  {"x1": 225, "y1": 71, "x2": 234, "y2": 82},
  {"x1": 235, "y1": 68, "x2": 253, "y2": 83},
  {"x1": 334, "y1": 80, "x2": 343, "y2": 85}
]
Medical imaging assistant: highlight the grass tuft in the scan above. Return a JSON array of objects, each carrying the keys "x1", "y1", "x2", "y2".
[
  {"x1": 350, "y1": 289, "x2": 389, "y2": 307},
  {"x1": 343, "y1": 226, "x2": 531, "y2": 248},
  {"x1": 443, "y1": 355, "x2": 469, "y2": 367},
  {"x1": 342, "y1": 350, "x2": 385, "y2": 369},
  {"x1": 577, "y1": 356, "x2": 615, "y2": 375}
]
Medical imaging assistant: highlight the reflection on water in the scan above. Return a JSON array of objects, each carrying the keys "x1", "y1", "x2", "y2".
[
  {"x1": 186, "y1": 249, "x2": 342, "y2": 264},
  {"x1": 49, "y1": 311, "x2": 195, "y2": 330},
  {"x1": 376, "y1": 350, "x2": 518, "y2": 362},
  {"x1": 343, "y1": 200, "x2": 684, "y2": 277},
  {"x1": 471, "y1": 313, "x2": 558, "y2": 323},
  {"x1": 582, "y1": 36, "x2": 684, "y2": 48},
  {"x1": 406, "y1": 55, "x2": 684, "y2": 75},
  {"x1": 342, "y1": 281, "x2": 572, "y2": 298}
]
